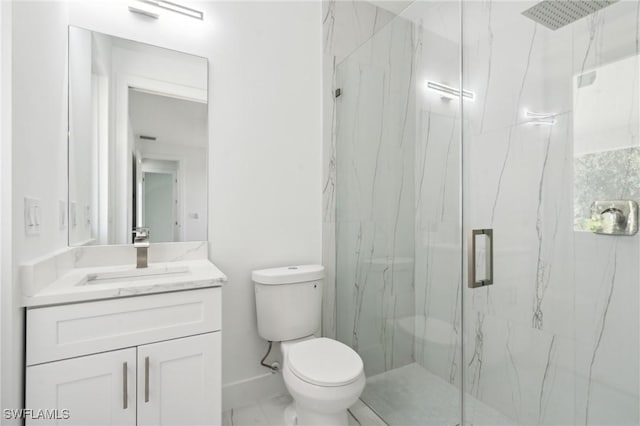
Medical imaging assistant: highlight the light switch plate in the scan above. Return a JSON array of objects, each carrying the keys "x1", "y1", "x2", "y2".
[
  {"x1": 24, "y1": 197, "x2": 41, "y2": 236},
  {"x1": 70, "y1": 202, "x2": 77, "y2": 228}
]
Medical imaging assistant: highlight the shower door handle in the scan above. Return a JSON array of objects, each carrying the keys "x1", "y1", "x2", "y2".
[{"x1": 469, "y1": 229, "x2": 493, "y2": 288}]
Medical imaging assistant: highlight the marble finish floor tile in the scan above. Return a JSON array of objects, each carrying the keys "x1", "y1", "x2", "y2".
[
  {"x1": 348, "y1": 399, "x2": 387, "y2": 426},
  {"x1": 362, "y1": 363, "x2": 512, "y2": 426},
  {"x1": 221, "y1": 366, "x2": 511, "y2": 426},
  {"x1": 222, "y1": 394, "x2": 386, "y2": 426}
]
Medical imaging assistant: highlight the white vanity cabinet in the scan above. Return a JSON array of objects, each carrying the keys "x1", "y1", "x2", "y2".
[
  {"x1": 137, "y1": 333, "x2": 220, "y2": 425},
  {"x1": 25, "y1": 288, "x2": 221, "y2": 426},
  {"x1": 27, "y1": 348, "x2": 137, "y2": 425}
]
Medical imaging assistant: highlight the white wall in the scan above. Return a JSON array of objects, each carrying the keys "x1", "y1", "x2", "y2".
[
  {"x1": 201, "y1": 1, "x2": 322, "y2": 393},
  {"x1": 68, "y1": 26, "x2": 96, "y2": 245},
  {"x1": 6, "y1": 2, "x2": 70, "y2": 418},
  {"x1": 4, "y1": 0, "x2": 322, "y2": 410},
  {"x1": 0, "y1": 0, "x2": 3, "y2": 411},
  {"x1": 0, "y1": 0, "x2": 10, "y2": 414}
]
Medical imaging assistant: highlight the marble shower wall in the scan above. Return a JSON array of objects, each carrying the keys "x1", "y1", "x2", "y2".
[
  {"x1": 334, "y1": 12, "x2": 417, "y2": 377},
  {"x1": 326, "y1": 2, "x2": 465, "y2": 382},
  {"x1": 326, "y1": 1, "x2": 639, "y2": 425},
  {"x1": 322, "y1": 1, "x2": 405, "y2": 339},
  {"x1": 461, "y1": 1, "x2": 640, "y2": 425},
  {"x1": 573, "y1": 52, "x2": 640, "y2": 230},
  {"x1": 406, "y1": 1, "x2": 463, "y2": 389},
  {"x1": 574, "y1": 147, "x2": 640, "y2": 231}
]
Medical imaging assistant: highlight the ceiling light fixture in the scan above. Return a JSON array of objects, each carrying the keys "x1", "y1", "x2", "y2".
[
  {"x1": 425, "y1": 80, "x2": 475, "y2": 101},
  {"x1": 138, "y1": 0, "x2": 204, "y2": 20},
  {"x1": 128, "y1": 3, "x2": 160, "y2": 19}
]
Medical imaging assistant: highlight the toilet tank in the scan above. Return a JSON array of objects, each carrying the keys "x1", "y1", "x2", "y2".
[{"x1": 252, "y1": 265, "x2": 324, "y2": 342}]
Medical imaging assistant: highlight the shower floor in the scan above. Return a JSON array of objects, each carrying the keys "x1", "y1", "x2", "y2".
[{"x1": 362, "y1": 363, "x2": 513, "y2": 426}]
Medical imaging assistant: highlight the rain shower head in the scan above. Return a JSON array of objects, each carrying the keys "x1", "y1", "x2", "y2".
[{"x1": 521, "y1": 0, "x2": 619, "y2": 30}]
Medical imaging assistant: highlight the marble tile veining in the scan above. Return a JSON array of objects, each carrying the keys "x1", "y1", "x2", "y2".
[
  {"x1": 221, "y1": 395, "x2": 386, "y2": 426},
  {"x1": 22, "y1": 259, "x2": 226, "y2": 307},
  {"x1": 574, "y1": 147, "x2": 640, "y2": 231},
  {"x1": 322, "y1": 0, "x2": 409, "y2": 342},
  {"x1": 20, "y1": 241, "x2": 210, "y2": 298},
  {"x1": 20, "y1": 241, "x2": 222, "y2": 306},
  {"x1": 362, "y1": 363, "x2": 511, "y2": 426},
  {"x1": 334, "y1": 7, "x2": 417, "y2": 377},
  {"x1": 329, "y1": 1, "x2": 640, "y2": 426}
]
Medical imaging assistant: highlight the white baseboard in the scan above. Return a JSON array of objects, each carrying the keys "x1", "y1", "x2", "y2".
[{"x1": 222, "y1": 371, "x2": 287, "y2": 411}]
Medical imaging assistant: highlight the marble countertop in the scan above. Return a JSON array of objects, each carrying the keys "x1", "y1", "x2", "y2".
[
  {"x1": 24, "y1": 259, "x2": 226, "y2": 308},
  {"x1": 21, "y1": 242, "x2": 227, "y2": 308}
]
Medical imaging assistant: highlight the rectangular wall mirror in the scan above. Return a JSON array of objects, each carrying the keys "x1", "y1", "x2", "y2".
[{"x1": 68, "y1": 26, "x2": 208, "y2": 246}]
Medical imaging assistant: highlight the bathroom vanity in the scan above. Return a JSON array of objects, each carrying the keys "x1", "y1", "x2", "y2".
[
  {"x1": 21, "y1": 242, "x2": 226, "y2": 425},
  {"x1": 19, "y1": 23, "x2": 222, "y2": 425}
]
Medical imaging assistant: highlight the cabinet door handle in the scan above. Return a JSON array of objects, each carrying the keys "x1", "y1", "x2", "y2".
[
  {"x1": 122, "y1": 362, "x2": 128, "y2": 409},
  {"x1": 145, "y1": 356, "x2": 150, "y2": 403}
]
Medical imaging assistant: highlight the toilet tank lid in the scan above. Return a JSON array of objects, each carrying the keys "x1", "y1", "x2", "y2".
[{"x1": 252, "y1": 265, "x2": 324, "y2": 285}]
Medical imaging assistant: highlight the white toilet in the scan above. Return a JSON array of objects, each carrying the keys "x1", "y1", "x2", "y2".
[{"x1": 252, "y1": 265, "x2": 365, "y2": 426}]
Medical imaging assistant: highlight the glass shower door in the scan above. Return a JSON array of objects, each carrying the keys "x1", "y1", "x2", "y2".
[
  {"x1": 333, "y1": 1, "x2": 639, "y2": 424},
  {"x1": 334, "y1": 2, "x2": 464, "y2": 425},
  {"x1": 461, "y1": 1, "x2": 640, "y2": 425}
]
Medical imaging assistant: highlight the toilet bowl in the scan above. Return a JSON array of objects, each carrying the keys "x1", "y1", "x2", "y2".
[
  {"x1": 252, "y1": 265, "x2": 366, "y2": 426},
  {"x1": 281, "y1": 337, "x2": 365, "y2": 426}
]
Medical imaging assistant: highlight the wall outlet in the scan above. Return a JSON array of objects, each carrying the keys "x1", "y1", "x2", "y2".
[
  {"x1": 59, "y1": 200, "x2": 67, "y2": 230},
  {"x1": 24, "y1": 197, "x2": 41, "y2": 236}
]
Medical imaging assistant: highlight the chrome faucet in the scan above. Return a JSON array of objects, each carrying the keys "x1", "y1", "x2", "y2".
[{"x1": 133, "y1": 227, "x2": 150, "y2": 268}]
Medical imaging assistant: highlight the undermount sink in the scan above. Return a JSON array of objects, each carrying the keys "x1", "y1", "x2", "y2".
[{"x1": 79, "y1": 266, "x2": 191, "y2": 286}]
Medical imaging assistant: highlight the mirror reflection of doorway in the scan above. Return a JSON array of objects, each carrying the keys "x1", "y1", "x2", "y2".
[
  {"x1": 68, "y1": 27, "x2": 208, "y2": 246},
  {"x1": 129, "y1": 88, "x2": 207, "y2": 244},
  {"x1": 141, "y1": 159, "x2": 179, "y2": 243}
]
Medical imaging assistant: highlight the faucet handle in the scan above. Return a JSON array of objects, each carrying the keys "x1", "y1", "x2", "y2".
[
  {"x1": 133, "y1": 227, "x2": 150, "y2": 237},
  {"x1": 132, "y1": 227, "x2": 150, "y2": 244}
]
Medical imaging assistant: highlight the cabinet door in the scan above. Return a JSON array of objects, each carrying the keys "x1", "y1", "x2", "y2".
[
  {"x1": 137, "y1": 332, "x2": 221, "y2": 426},
  {"x1": 26, "y1": 348, "x2": 136, "y2": 426}
]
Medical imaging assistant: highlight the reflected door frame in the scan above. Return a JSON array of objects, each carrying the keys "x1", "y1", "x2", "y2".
[
  {"x1": 118, "y1": 74, "x2": 206, "y2": 243},
  {"x1": 137, "y1": 154, "x2": 184, "y2": 242}
]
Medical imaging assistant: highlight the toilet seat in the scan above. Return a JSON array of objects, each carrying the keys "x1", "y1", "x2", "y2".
[{"x1": 286, "y1": 338, "x2": 363, "y2": 387}]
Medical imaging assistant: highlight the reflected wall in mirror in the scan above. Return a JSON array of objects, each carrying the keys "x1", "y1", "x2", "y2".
[{"x1": 68, "y1": 26, "x2": 208, "y2": 246}]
